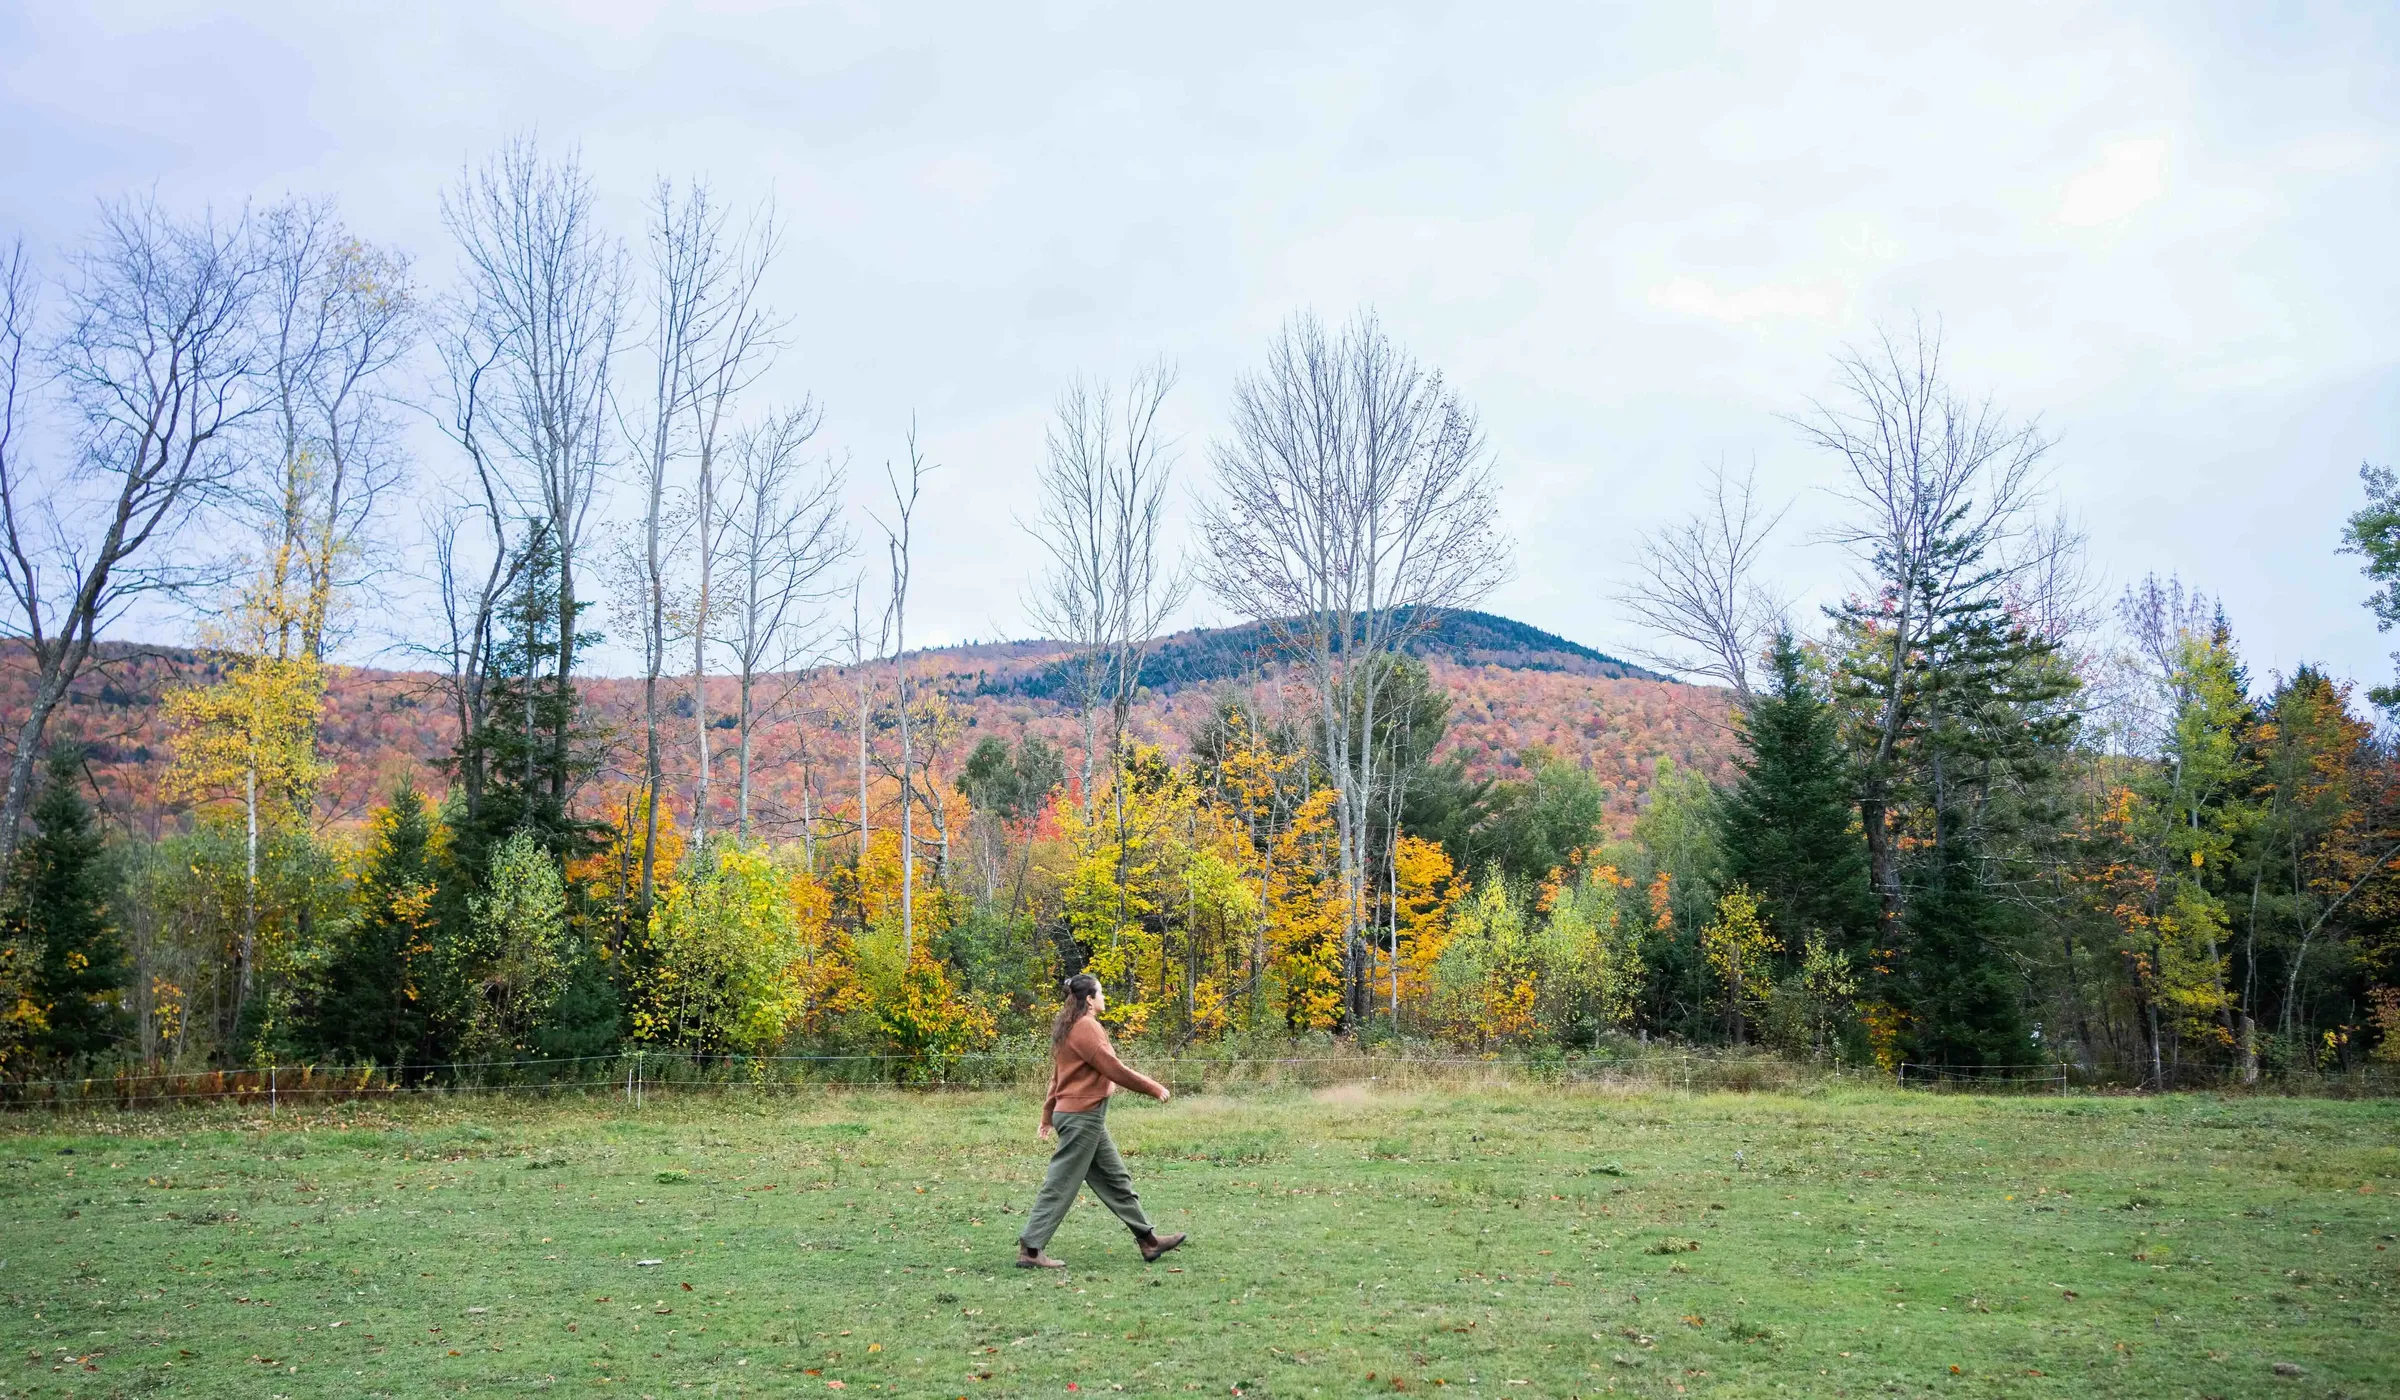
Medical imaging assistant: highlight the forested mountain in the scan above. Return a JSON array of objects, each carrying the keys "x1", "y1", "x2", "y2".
[
  {"x1": 7, "y1": 616, "x2": 1728, "y2": 845},
  {"x1": 987, "y1": 609, "x2": 1667, "y2": 701}
]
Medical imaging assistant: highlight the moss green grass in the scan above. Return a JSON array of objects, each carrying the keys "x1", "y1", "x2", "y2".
[{"x1": 3, "y1": 1085, "x2": 2394, "y2": 1397}]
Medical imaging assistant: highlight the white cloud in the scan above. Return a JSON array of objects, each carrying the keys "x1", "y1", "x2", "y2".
[{"x1": 2055, "y1": 138, "x2": 2167, "y2": 227}]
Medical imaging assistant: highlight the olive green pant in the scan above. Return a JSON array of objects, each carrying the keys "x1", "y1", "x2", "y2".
[{"x1": 1020, "y1": 1103, "x2": 1153, "y2": 1250}]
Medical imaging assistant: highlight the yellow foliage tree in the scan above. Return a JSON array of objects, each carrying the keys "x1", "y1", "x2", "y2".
[
  {"x1": 1265, "y1": 789, "x2": 1347, "y2": 1032},
  {"x1": 1538, "y1": 864, "x2": 1643, "y2": 1035},
  {"x1": 877, "y1": 951, "x2": 997, "y2": 1081},
  {"x1": 1371, "y1": 833, "x2": 1458, "y2": 1019},
  {"x1": 1058, "y1": 747, "x2": 1261, "y2": 1039},
  {"x1": 160, "y1": 568, "x2": 335, "y2": 1033},
  {"x1": 636, "y1": 843, "x2": 840, "y2": 1054},
  {"x1": 1428, "y1": 876, "x2": 1538, "y2": 1048},
  {"x1": 569, "y1": 787, "x2": 686, "y2": 958},
  {"x1": 1700, "y1": 884, "x2": 1779, "y2": 1046}
]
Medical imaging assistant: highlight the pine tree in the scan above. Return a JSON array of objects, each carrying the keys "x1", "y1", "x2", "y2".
[
  {"x1": 316, "y1": 786, "x2": 438, "y2": 1069},
  {"x1": 8, "y1": 748, "x2": 129, "y2": 1062},
  {"x1": 1718, "y1": 630, "x2": 1877, "y2": 957}
]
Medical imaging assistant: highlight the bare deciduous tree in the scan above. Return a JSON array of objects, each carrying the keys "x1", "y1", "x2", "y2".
[
  {"x1": 1617, "y1": 462, "x2": 1785, "y2": 706},
  {"x1": 253, "y1": 198, "x2": 417, "y2": 669},
  {"x1": 424, "y1": 318, "x2": 525, "y2": 831},
  {"x1": 1795, "y1": 318, "x2": 2050, "y2": 916},
  {"x1": 681, "y1": 200, "x2": 783, "y2": 851},
  {"x1": 1023, "y1": 362, "x2": 1188, "y2": 818},
  {"x1": 0, "y1": 205, "x2": 266, "y2": 882},
  {"x1": 836, "y1": 576, "x2": 891, "y2": 867},
  {"x1": 625, "y1": 178, "x2": 717, "y2": 904},
  {"x1": 442, "y1": 137, "x2": 626, "y2": 812},
  {"x1": 723, "y1": 402, "x2": 847, "y2": 840},
  {"x1": 1200, "y1": 310, "x2": 1510, "y2": 1020},
  {"x1": 876, "y1": 433, "x2": 933, "y2": 959}
]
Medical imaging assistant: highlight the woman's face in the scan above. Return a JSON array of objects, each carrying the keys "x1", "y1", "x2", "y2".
[{"x1": 1091, "y1": 985, "x2": 1106, "y2": 1013}]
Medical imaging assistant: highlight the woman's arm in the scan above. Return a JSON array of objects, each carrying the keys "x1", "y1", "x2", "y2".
[{"x1": 1067, "y1": 1019, "x2": 1169, "y2": 1099}]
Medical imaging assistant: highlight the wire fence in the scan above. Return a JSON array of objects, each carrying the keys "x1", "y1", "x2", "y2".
[
  {"x1": 1896, "y1": 1062, "x2": 2072, "y2": 1095},
  {"x1": 3, "y1": 1046, "x2": 2391, "y2": 1113},
  {"x1": 0, "y1": 1047, "x2": 1864, "y2": 1112}
]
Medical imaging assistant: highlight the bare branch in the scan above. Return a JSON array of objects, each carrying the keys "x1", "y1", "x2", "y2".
[{"x1": 1616, "y1": 460, "x2": 1786, "y2": 704}]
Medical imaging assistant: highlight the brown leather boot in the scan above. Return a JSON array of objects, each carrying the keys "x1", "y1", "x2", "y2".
[
  {"x1": 1136, "y1": 1230, "x2": 1187, "y2": 1263},
  {"x1": 1015, "y1": 1244, "x2": 1067, "y2": 1269}
]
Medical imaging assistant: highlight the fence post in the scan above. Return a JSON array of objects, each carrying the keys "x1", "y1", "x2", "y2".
[{"x1": 269, "y1": 1064, "x2": 277, "y2": 1111}]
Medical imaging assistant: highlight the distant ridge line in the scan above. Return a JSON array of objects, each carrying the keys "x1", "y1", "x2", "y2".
[{"x1": 982, "y1": 608, "x2": 1671, "y2": 701}]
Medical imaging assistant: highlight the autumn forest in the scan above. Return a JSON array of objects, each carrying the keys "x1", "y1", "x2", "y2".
[{"x1": 3, "y1": 140, "x2": 2397, "y2": 1091}]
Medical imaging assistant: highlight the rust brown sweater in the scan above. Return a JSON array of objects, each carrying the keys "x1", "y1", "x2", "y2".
[{"x1": 1042, "y1": 1016, "x2": 1166, "y2": 1124}]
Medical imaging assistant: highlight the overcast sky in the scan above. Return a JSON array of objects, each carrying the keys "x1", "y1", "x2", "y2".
[{"x1": 3, "y1": 2, "x2": 2395, "y2": 689}]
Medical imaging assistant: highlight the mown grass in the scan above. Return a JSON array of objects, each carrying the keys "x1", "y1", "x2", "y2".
[{"x1": 3, "y1": 1083, "x2": 2395, "y2": 1398}]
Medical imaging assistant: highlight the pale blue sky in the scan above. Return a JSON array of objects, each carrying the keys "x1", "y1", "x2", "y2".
[{"x1": 2, "y1": 2, "x2": 2394, "y2": 690}]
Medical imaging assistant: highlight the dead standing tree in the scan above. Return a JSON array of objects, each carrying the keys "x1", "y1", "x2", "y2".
[
  {"x1": 1200, "y1": 310, "x2": 1509, "y2": 1024},
  {"x1": 626, "y1": 178, "x2": 717, "y2": 905},
  {"x1": 0, "y1": 207, "x2": 266, "y2": 884}
]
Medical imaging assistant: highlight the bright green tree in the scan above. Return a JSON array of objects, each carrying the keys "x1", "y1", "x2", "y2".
[
  {"x1": 636, "y1": 843, "x2": 815, "y2": 1055},
  {"x1": 442, "y1": 830, "x2": 573, "y2": 1058}
]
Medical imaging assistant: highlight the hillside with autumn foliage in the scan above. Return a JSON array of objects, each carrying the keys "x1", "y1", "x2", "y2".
[{"x1": 6, "y1": 613, "x2": 1734, "y2": 843}]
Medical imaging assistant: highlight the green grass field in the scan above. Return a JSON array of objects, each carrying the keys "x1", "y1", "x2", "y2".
[{"x1": 4, "y1": 1083, "x2": 2395, "y2": 1399}]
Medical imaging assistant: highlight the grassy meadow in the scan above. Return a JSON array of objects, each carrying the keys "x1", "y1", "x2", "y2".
[{"x1": 3, "y1": 1082, "x2": 2395, "y2": 1399}]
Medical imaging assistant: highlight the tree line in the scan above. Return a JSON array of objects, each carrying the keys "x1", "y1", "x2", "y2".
[{"x1": 0, "y1": 141, "x2": 2394, "y2": 1085}]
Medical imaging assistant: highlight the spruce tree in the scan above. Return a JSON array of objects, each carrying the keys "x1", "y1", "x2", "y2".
[
  {"x1": 1895, "y1": 820, "x2": 2033, "y2": 1069},
  {"x1": 447, "y1": 525, "x2": 605, "y2": 880},
  {"x1": 9, "y1": 748, "x2": 129, "y2": 1061},
  {"x1": 1719, "y1": 630, "x2": 1878, "y2": 957},
  {"x1": 316, "y1": 786, "x2": 438, "y2": 1068}
]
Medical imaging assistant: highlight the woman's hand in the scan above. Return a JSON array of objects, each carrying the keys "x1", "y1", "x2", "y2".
[
  {"x1": 1037, "y1": 1120, "x2": 1054, "y2": 1141},
  {"x1": 1154, "y1": 1085, "x2": 1172, "y2": 1103}
]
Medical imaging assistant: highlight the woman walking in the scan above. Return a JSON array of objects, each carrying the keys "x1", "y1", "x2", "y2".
[{"x1": 1017, "y1": 974, "x2": 1187, "y2": 1269}]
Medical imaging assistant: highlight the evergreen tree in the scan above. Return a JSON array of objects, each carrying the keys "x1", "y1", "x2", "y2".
[
  {"x1": 1896, "y1": 820, "x2": 2033, "y2": 1069},
  {"x1": 447, "y1": 524, "x2": 605, "y2": 880},
  {"x1": 7, "y1": 748, "x2": 129, "y2": 1061},
  {"x1": 316, "y1": 786, "x2": 438, "y2": 1068},
  {"x1": 1719, "y1": 630, "x2": 1878, "y2": 957}
]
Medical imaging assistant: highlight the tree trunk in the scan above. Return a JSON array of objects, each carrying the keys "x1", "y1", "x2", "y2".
[
  {"x1": 737, "y1": 663, "x2": 754, "y2": 841},
  {"x1": 0, "y1": 658, "x2": 80, "y2": 883}
]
